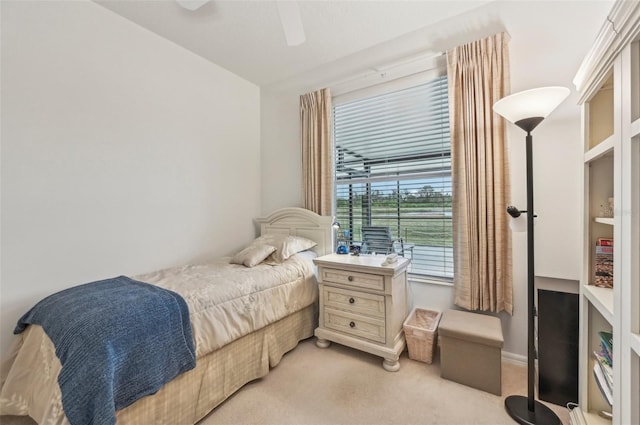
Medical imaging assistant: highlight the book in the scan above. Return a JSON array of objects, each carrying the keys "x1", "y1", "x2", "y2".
[
  {"x1": 594, "y1": 350, "x2": 613, "y2": 390},
  {"x1": 598, "y1": 344, "x2": 613, "y2": 366},
  {"x1": 597, "y1": 237, "x2": 614, "y2": 246},
  {"x1": 599, "y1": 331, "x2": 613, "y2": 353},
  {"x1": 593, "y1": 364, "x2": 613, "y2": 406},
  {"x1": 595, "y1": 245, "x2": 613, "y2": 255},
  {"x1": 594, "y1": 240, "x2": 614, "y2": 288}
]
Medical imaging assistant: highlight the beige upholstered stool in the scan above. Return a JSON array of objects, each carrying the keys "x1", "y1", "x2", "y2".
[{"x1": 438, "y1": 309, "x2": 504, "y2": 395}]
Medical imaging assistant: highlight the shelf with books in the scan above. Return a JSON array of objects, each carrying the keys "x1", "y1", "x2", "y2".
[
  {"x1": 593, "y1": 331, "x2": 614, "y2": 408},
  {"x1": 577, "y1": 3, "x2": 640, "y2": 423},
  {"x1": 587, "y1": 156, "x2": 614, "y2": 274},
  {"x1": 586, "y1": 305, "x2": 614, "y2": 418}
]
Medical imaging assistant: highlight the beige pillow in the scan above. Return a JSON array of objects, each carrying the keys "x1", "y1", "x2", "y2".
[
  {"x1": 230, "y1": 244, "x2": 277, "y2": 268},
  {"x1": 250, "y1": 234, "x2": 317, "y2": 264}
]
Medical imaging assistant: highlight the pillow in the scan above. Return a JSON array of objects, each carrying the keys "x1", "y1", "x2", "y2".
[
  {"x1": 293, "y1": 250, "x2": 318, "y2": 262},
  {"x1": 230, "y1": 244, "x2": 277, "y2": 268},
  {"x1": 250, "y1": 233, "x2": 317, "y2": 264}
]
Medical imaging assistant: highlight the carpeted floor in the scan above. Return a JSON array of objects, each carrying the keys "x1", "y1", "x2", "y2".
[
  {"x1": 199, "y1": 338, "x2": 570, "y2": 425},
  {"x1": 1, "y1": 338, "x2": 570, "y2": 425}
]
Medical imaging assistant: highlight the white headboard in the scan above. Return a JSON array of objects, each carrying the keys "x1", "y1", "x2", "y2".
[{"x1": 255, "y1": 208, "x2": 334, "y2": 256}]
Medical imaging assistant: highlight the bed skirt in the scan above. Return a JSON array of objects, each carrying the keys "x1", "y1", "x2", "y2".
[{"x1": 1, "y1": 303, "x2": 318, "y2": 425}]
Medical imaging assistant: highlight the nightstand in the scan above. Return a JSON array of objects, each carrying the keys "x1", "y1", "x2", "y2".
[{"x1": 313, "y1": 253, "x2": 409, "y2": 371}]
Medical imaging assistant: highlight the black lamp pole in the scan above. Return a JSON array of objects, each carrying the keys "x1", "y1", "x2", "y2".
[
  {"x1": 493, "y1": 86, "x2": 570, "y2": 425},
  {"x1": 504, "y1": 117, "x2": 560, "y2": 425},
  {"x1": 525, "y1": 129, "x2": 536, "y2": 413}
]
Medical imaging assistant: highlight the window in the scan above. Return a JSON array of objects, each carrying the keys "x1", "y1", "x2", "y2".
[{"x1": 333, "y1": 75, "x2": 452, "y2": 281}]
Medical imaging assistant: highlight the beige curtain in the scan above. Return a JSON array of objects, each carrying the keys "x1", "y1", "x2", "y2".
[
  {"x1": 301, "y1": 88, "x2": 333, "y2": 216},
  {"x1": 447, "y1": 32, "x2": 513, "y2": 314}
]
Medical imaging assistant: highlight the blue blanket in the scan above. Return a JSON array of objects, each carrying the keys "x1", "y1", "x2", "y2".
[{"x1": 15, "y1": 276, "x2": 196, "y2": 425}]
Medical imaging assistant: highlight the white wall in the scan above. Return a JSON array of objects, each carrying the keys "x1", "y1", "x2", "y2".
[
  {"x1": 260, "y1": 1, "x2": 611, "y2": 356},
  {"x1": 261, "y1": 91, "x2": 303, "y2": 214},
  {"x1": 0, "y1": 0, "x2": 261, "y2": 355}
]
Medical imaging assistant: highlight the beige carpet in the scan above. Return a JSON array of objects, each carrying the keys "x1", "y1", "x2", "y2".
[
  {"x1": 1, "y1": 338, "x2": 570, "y2": 425},
  {"x1": 199, "y1": 339, "x2": 570, "y2": 425}
]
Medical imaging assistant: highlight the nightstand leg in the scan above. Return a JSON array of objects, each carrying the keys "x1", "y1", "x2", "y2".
[
  {"x1": 316, "y1": 338, "x2": 331, "y2": 348},
  {"x1": 382, "y1": 358, "x2": 400, "y2": 372}
]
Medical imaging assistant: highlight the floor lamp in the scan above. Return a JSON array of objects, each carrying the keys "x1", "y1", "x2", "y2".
[{"x1": 493, "y1": 86, "x2": 570, "y2": 425}]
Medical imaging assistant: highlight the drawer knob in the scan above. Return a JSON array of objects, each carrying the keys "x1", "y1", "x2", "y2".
[
  {"x1": 349, "y1": 321, "x2": 356, "y2": 328},
  {"x1": 349, "y1": 297, "x2": 355, "y2": 304},
  {"x1": 347, "y1": 276, "x2": 354, "y2": 282}
]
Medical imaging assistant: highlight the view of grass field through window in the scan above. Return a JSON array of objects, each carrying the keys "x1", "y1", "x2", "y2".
[
  {"x1": 335, "y1": 179, "x2": 452, "y2": 246},
  {"x1": 333, "y1": 75, "x2": 452, "y2": 279}
]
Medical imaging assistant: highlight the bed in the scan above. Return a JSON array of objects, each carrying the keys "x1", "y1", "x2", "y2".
[{"x1": 0, "y1": 207, "x2": 333, "y2": 425}]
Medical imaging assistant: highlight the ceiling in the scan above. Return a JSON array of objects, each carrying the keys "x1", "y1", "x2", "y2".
[
  {"x1": 94, "y1": 0, "x2": 616, "y2": 112},
  {"x1": 95, "y1": 0, "x2": 493, "y2": 88}
]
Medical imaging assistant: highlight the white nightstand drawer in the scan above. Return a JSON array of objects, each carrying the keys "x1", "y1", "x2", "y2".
[
  {"x1": 323, "y1": 285, "x2": 385, "y2": 318},
  {"x1": 321, "y1": 267, "x2": 385, "y2": 291},
  {"x1": 324, "y1": 307, "x2": 386, "y2": 343}
]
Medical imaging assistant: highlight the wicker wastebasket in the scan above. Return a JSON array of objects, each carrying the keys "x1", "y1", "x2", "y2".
[{"x1": 403, "y1": 307, "x2": 442, "y2": 364}]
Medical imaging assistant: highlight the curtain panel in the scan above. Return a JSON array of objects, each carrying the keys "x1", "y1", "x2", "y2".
[
  {"x1": 301, "y1": 88, "x2": 333, "y2": 217},
  {"x1": 447, "y1": 32, "x2": 513, "y2": 314}
]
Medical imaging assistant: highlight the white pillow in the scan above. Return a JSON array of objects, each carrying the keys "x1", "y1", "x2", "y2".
[
  {"x1": 230, "y1": 244, "x2": 277, "y2": 268},
  {"x1": 250, "y1": 234, "x2": 317, "y2": 264}
]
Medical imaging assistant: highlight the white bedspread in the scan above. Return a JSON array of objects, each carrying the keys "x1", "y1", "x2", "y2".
[{"x1": 134, "y1": 254, "x2": 318, "y2": 357}]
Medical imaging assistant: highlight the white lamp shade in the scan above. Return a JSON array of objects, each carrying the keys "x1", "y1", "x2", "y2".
[{"x1": 493, "y1": 86, "x2": 570, "y2": 124}]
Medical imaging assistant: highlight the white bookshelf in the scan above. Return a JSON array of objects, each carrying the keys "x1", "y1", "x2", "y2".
[
  {"x1": 631, "y1": 334, "x2": 640, "y2": 357},
  {"x1": 584, "y1": 285, "x2": 614, "y2": 325},
  {"x1": 593, "y1": 217, "x2": 614, "y2": 226},
  {"x1": 631, "y1": 118, "x2": 640, "y2": 138},
  {"x1": 584, "y1": 135, "x2": 614, "y2": 163},
  {"x1": 575, "y1": 2, "x2": 640, "y2": 424}
]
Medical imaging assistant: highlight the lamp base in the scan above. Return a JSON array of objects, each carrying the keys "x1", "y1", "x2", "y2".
[{"x1": 505, "y1": 395, "x2": 562, "y2": 425}]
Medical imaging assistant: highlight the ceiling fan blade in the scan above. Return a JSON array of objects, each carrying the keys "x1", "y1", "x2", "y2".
[
  {"x1": 176, "y1": 0, "x2": 210, "y2": 11},
  {"x1": 276, "y1": 1, "x2": 306, "y2": 46}
]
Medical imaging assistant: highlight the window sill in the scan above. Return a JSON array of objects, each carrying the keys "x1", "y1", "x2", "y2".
[{"x1": 408, "y1": 274, "x2": 453, "y2": 287}]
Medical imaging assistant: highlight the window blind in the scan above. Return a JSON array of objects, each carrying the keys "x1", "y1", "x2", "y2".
[{"x1": 333, "y1": 76, "x2": 453, "y2": 280}]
